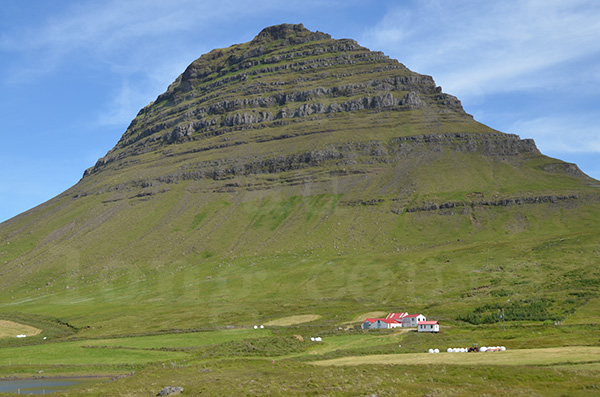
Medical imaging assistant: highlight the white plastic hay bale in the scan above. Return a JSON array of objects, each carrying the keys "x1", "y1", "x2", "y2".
[
  {"x1": 447, "y1": 348, "x2": 452, "y2": 353},
  {"x1": 16, "y1": 334, "x2": 27, "y2": 338},
  {"x1": 310, "y1": 337, "x2": 315, "y2": 341},
  {"x1": 428, "y1": 348, "x2": 434, "y2": 354},
  {"x1": 480, "y1": 346, "x2": 487, "y2": 352},
  {"x1": 434, "y1": 349, "x2": 440, "y2": 353},
  {"x1": 460, "y1": 348, "x2": 466, "y2": 353},
  {"x1": 316, "y1": 337, "x2": 322, "y2": 342},
  {"x1": 260, "y1": 325, "x2": 264, "y2": 329},
  {"x1": 500, "y1": 346, "x2": 506, "y2": 351}
]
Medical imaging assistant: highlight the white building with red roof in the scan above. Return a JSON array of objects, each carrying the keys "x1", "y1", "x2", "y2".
[
  {"x1": 417, "y1": 320, "x2": 439, "y2": 333},
  {"x1": 361, "y1": 313, "x2": 432, "y2": 330}
]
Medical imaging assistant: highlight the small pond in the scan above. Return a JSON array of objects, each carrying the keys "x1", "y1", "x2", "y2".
[{"x1": 0, "y1": 378, "x2": 105, "y2": 394}]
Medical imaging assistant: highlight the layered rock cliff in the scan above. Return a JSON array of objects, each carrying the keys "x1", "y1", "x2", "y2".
[{"x1": 72, "y1": 24, "x2": 561, "y2": 207}]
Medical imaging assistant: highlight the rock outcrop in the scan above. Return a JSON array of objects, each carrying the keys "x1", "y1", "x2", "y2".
[
  {"x1": 405, "y1": 195, "x2": 579, "y2": 213},
  {"x1": 156, "y1": 386, "x2": 184, "y2": 396}
]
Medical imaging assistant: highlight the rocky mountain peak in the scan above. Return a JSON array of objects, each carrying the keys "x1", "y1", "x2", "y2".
[
  {"x1": 81, "y1": 24, "x2": 567, "y2": 191},
  {"x1": 251, "y1": 23, "x2": 331, "y2": 45}
]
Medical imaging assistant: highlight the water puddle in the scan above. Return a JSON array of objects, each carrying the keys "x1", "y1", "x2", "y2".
[{"x1": 0, "y1": 377, "x2": 105, "y2": 394}]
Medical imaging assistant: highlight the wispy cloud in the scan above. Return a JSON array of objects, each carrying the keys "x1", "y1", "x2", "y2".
[
  {"x1": 0, "y1": 0, "x2": 292, "y2": 125},
  {"x1": 510, "y1": 115, "x2": 600, "y2": 154},
  {"x1": 2, "y1": 1, "x2": 239, "y2": 57},
  {"x1": 0, "y1": 0, "x2": 320, "y2": 73},
  {"x1": 362, "y1": 0, "x2": 600, "y2": 99}
]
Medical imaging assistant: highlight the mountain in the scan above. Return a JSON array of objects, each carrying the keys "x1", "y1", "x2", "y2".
[{"x1": 1, "y1": 24, "x2": 599, "y2": 334}]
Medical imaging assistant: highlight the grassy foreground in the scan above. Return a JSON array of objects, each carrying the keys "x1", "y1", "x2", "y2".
[
  {"x1": 0, "y1": 318, "x2": 599, "y2": 395},
  {"x1": 71, "y1": 358, "x2": 600, "y2": 396}
]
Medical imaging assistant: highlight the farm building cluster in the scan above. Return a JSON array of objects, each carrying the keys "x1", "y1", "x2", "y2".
[{"x1": 361, "y1": 312, "x2": 439, "y2": 333}]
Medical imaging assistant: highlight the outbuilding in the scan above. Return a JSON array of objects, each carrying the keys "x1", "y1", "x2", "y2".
[
  {"x1": 417, "y1": 320, "x2": 439, "y2": 333},
  {"x1": 361, "y1": 318, "x2": 377, "y2": 329},
  {"x1": 361, "y1": 318, "x2": 402, "y2": 329},
  {"x1": 371, "y1": 319, "x2": 402, "y2": 329}
]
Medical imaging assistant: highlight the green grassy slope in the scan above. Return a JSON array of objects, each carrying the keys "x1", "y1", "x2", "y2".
[
  {"x1": 1, "y1": 152, "x2": 598, "y2": 335},
  {"x1": 0, "y1": 23, "x2": 598, "y2": 338}
]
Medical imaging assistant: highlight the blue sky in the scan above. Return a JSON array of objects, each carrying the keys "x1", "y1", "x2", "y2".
[{"x1": 1, "y1": 0, "x2": 599, "y2": 223}]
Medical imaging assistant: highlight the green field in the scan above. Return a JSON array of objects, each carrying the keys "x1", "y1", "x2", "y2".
[{"x1": 0, "y1": 318, "x2": 599, "y2": 395}]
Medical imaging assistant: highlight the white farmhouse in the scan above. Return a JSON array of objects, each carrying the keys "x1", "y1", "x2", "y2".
[
  {"x1": 401, "y1": 314, "x2": 426, "y2": 328},
  {"x1": 417, "y1": 320, "x2": 439, "y2": 333}
]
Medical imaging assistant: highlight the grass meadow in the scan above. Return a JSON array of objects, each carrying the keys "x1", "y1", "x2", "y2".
[{"x1": 0, "y1": 316, "x2": 599, "y2": 395}]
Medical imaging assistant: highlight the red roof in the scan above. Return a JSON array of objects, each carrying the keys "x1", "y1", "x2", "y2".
[
  {"x1": 418, "y1": 321, "x2": 438, "y2": 325},
  {"x1": 386, "y1": 312, "x2": 408, "y2": 320},
  {"x1": 363, "y1": 318, "x2": 398, "y2": 324},
  {"x1": 403, "y1": 314, "x2": 424, "y2": 318},
  {"x1": 377, "y1": 319, "x2": 398, "y2": 324}
]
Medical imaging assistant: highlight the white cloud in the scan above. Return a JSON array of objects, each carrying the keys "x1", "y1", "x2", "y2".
[
  {"x1": 1, "y1": 1, "x2": 225, "y2": 76},
  {"x1": 362, "y1": 0, "x2": 600, "y2": 99},
  {"x1": 510, "y1": 116, "x2": 600, "y2": 154}
]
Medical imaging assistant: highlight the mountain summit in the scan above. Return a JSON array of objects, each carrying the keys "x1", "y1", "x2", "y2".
[
  {"x1": 83, "y1": 23, "x2": 484, "y2": 181},
  {"x1": 251, "y1": 23, "x2": 331, "y2": 43},
  {"x1": 80, "y1": 23, "x2": 576, "y2": 200},
  {"x1": 1, "y1": 24, "x2": 598, "y2": 332}
]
